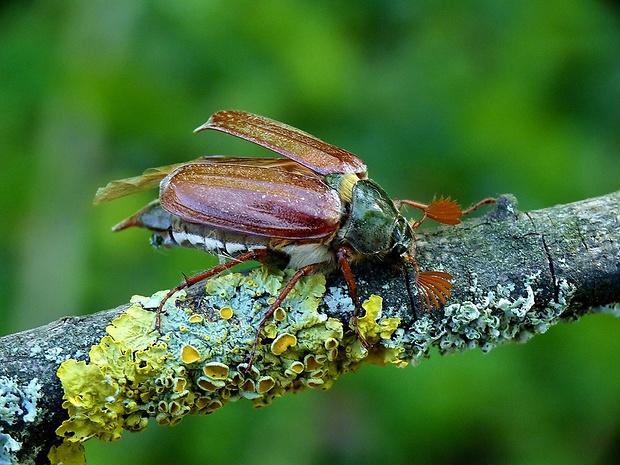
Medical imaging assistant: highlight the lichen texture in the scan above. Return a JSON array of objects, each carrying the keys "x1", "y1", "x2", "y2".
[
  {"x1": 52, "y1": 267, "x2": 403, "y2": 464},
  {"x1": 0, "y1": 377, "x2": 42, "y2": 464}
]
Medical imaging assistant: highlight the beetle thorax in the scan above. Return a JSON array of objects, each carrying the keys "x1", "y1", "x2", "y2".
[{"x1": 336, "y1": 178, "x2": 406, "y2": 257}]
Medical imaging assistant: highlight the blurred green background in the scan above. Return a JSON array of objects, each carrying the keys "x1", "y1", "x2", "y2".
[{"x1": 2, "y1": 1, "x2": 619, "y2": 464}]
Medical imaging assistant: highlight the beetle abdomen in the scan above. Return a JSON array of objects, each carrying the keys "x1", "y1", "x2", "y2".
[{"x1": 169, "y1": 219, "x2": 271, "y2": 259}]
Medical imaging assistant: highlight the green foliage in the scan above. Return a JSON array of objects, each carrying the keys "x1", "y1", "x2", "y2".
[{"x1": 1, "y1": 1, "x2": 619, "y2": 464}]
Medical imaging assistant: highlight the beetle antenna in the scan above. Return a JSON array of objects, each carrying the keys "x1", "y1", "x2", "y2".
[{"x1": 402, "y1": 254, "x2": 453, "y2": 314}]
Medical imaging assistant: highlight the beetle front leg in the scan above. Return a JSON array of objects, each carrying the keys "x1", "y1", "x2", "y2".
[
  {"x1": 462, "y1": 197, "x2": 496, "y2": 216},
  {"x1": 336, "y1": 247, "x2": 370, "y2": 349}
]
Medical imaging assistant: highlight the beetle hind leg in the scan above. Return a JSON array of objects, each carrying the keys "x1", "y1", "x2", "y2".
[
  {"x1": 156, "y1": 249, "x2": 269, "y2": 328},
  {"x1": 336, "y1": 247, "x2": 370, "y2": 349}
]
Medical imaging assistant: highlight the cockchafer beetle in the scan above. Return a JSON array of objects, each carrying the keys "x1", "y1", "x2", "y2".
[{"x1": 94, "y1": 110, "x2": 491, "y2": 365}]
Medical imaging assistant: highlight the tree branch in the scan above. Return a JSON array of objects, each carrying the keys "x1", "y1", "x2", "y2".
[{"x1": 1, "y1": 192, "x2": 618, "y2": 464}]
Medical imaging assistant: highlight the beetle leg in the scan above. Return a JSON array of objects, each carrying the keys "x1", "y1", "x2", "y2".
[
  {"x1": 245, "y1": 262, "x2": 323, "y2": 372},
  {"x1": 336, "y1": 247, "x2": 370, "y2": 350},
  {"x1": 246, "y1": 247, "x2": 371, "y2": 372},
  {"x1": 156, "y1": 249, "x2": 270, "y2": 328}
]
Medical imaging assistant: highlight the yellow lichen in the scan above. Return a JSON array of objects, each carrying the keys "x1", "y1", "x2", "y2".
[
  {"x1": 304, "y1": 354, "x2": 325, "y2": 371},
  {"x1": 48, "y1": 441, "x2": 86, "y2": 465},
  {"x1": 56, "y1": 303, "x2": 173, "y2": 445},
  {"x1": 324, "y1": 338, "x2": 339, "y2": 350},
  {"x1": 270, "y1": 333, "x2": 297, "y2": 355},
  {"x1": 240, "y1": 379, "x2": 255, "y2": 392},
  {"x1": 195, "y1": 396, "x2": 210, "y2": 410},
  {"x1": 354, "y1": 295, "x2": 384, "y2": 342},
  {"x1": 105, "y1": 303, "x2": 158, "y2": 347},
  {"x1": 256, "y1": 376, "x2": 276, "y2": 393},
  {"x1": 203, "y1": 362, "x2": 229, "y2": 380},
  {"x1": 219, "y1": 307, "x2": 234, "y2": 319},
  {"x1": 287, "y1": 360, "x2": 305, "y2": 374},
  {"x1": 55, "y1": 266, "x2": 390, "y2": 463},
  {"x1": 174, "y1": 378, "x2": 187, "y2": 393},
  {"x1": 262, "y1": 322, "x2": 279, "y2": 339},
  {"x1": 181, "y1": 345, "x2": 201, "y2": 364},
  {"x1": 274, "y1": 307, "x2": 287, "y2": 321},
  {"x1": 304, "y1": 378, "x2": 324, "y2": 388},
  {"x1": 354, "y1": 295, "x2": 401, "y2": 344},
  {"x1": 204, "y1": 399, "x2": 223, "y2": 413},
  {"x1": 197, "y1": 378, "x2": 223, "y2": 392}
]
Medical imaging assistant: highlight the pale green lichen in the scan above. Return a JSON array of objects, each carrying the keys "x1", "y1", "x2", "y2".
[
  {"x1": 54, "y1": 266, "x2": 401, "y2": 463},
  {"x1": 402, "y1": 273, "x2": 576, "y2": 364},
  {"x1": 596, "y1": 303, "x2": 620, "y2": 317},
  {"x1": 0, "y1": 376, "x2": 42, "y2": 465}
]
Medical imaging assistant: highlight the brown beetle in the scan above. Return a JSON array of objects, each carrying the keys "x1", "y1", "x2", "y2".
[{"x1": 95, "y1": 111, "x2": 480, "y2": 363}]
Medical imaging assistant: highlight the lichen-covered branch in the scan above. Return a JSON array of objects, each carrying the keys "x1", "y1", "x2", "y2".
[{"x1": 1, "y1": 192, "x2": 619, "y2": 464}]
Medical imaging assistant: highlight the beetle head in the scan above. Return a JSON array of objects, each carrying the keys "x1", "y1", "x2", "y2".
[{"x1": 390, "y1": 215, "x2": 415, "y2": 258}]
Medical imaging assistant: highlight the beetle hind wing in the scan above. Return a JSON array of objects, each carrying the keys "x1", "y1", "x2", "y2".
[{"x1": 93, "y1": 162, "x2": 195, "y2": 205}]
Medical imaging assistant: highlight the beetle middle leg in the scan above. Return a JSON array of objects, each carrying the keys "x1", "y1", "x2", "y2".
[
  {"x1": 336, "y1": 247, "x2": 370, "y2": 349},
  {"x1": 246, "y1": 262, "x2": 323, "y2": 372},
  {"x1": 245, "y1": 248, "x2": 369, "y2": 372}
]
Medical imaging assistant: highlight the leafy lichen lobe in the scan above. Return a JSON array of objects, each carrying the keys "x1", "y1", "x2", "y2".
[
  {"x1": 401, "y1": 273, "x2": 575, "y2": 361},
  {"x1": 0, "y1": 377, "x2": 42, "y2": 465}
]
